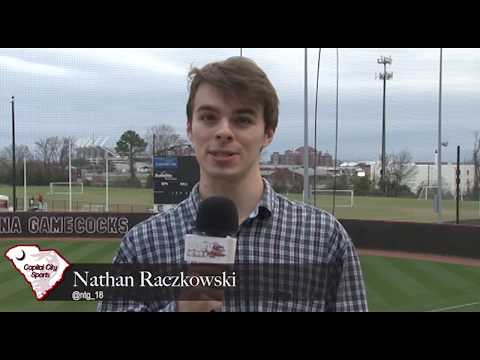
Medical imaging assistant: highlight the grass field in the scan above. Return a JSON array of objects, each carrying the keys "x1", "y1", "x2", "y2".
[
  {"x1": 1, "y1": 184, "x2": 478, "y2": 222},
  {"x1": 1, "y1": 239, "x2": 479, "y2": 312},
  {"x1": 0, "y1": 184, "x2": 153, "y2": 212},
  {"x1": 283, "y1": 193, "x2": 480, "y2": 223}
]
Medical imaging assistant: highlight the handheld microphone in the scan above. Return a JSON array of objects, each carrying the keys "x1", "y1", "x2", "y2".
[
  {"x1": 184, "y1": 196, "x2": 239, "y2": 264},
  {"x1": 196, "y1": 196, "x2": 239, "y2": 237}
]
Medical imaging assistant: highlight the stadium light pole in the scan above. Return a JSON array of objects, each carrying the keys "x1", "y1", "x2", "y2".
[
  {"x1": 153, "y1": 134, "x2": 156, "y2": 157},
  {"x1": 105, "y1": 152, "x2": 109, "y2": 212},
  {"x1": 152, "y1": 133, "x2": 156, "y2": 209},
  {"x1": 376, "y1": 56, "x2": 393, "y2": 194},
  {"x1": 103, "y1": 147, "x2": 117, "y2": 213},
  {"x1": 69, "y1": 138, "x2": 72, "y2": 212},
  {"x1": 437, "y1": 48, "x2": 444, "y2": 223},
  {"x1": 303, "y1": 48, "x2": 310, "y2": 204},
  {"x1": 23, "y1": 157, "x2": 27, "y2": 211},
  {"x1": 10, "y1": 96, "x2": 17, "y2": 212},
  {"x1": 456, "y1": 145, "x2": 460, "y2": 224}
]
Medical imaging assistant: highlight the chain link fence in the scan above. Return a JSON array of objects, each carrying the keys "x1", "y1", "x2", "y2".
[{"x1": 11, "y1": 197, "x2": 152, "y2": 213}]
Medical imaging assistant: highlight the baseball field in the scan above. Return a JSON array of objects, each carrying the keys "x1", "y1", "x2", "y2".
[
  {"x1": 1, "y1": 184, "x2": 479, "y2": 311},
  {"x1": 1, "y1": 238, "x2": 479, "y2": 312},
  {"x1": 1, "y1": 184, "x2": 479, "y2": 223}
]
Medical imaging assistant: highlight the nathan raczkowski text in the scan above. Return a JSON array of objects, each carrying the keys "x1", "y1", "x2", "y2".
[{"x1": 73, "y1": 271, "x2": 237, "y2": 288}]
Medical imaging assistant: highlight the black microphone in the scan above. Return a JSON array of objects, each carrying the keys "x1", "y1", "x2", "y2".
[
  {"x1": 184, "y1": 197, "x2": 239, "y2": 310},
  {"x1": 184, "y1": 196, "x2": 239, "y2": 264},
  {"x1": 196, "y1": 196, "x2": 239, "y2": 237}
]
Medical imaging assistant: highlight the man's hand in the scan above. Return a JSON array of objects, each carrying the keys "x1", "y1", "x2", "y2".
[
  {"x1": 176, "y1": 287, "x2": 224, "y2": 312},
  {"x1": 176, "y1": 266, "x2": 226, "y2": 312}
]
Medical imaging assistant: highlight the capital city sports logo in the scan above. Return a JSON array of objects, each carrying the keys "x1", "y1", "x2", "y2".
[{"x1": 4, "y1": 245, "x2": 70, "y2": 301}]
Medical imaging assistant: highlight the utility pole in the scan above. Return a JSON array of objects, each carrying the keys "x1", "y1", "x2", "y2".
[
  {"x1": 376, "y1": 56, "x2": 393, "y2": 194},
  {"x1": 153, "y1": 134, "x2": 156, "y2": 158},
  {"x1": 10, "y1": 96, "x2": 17, "y2": 212},
  {"x1": 105, "y1": 151, "x2": 109, "y2": 212},
  {"x1": 152, "y1": 134, "x2": 156, "y2": 200},
  {"x1": 104, "y1": 147, "x2": 116, "y2": 213},
  {"x1": 69, "y1": 138, "x2": 72, "y2": 212},
  {"x1": 456, "y1": 145, "x2": 460, "y2": 224},
  {"x1": 23, "y1": 158, "x2": 27, "y2": 211},
  {"x1": 303, "y1": 48, "x2": 310, "y2": 204},
  {"x1": 437, "y1": 48, "x2": 444, "y2": 223}
]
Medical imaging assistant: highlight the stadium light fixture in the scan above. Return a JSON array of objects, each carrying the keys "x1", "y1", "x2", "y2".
[{"x1": 376, "y1": 55, "x2": 393, "y2": 194}]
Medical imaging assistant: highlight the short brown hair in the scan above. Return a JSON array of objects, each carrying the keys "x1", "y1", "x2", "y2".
[{"x1": 186, "y1": 56, "x2": 279, "y2": 133}]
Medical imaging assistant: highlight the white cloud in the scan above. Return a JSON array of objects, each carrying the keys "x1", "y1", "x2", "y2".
[
  {"x1": 35, "y1": 48, "x2": 187, "y2": 77},
  {"x1": 0, "y1": 55, "x2": 78, "y2": 77},
  {"x1": 1, "y1": 48, "x2": 479, "y2": 162}
]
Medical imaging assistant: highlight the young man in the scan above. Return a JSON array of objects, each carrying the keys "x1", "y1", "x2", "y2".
[{"x1": 98, "y1": 56, "x2": 368, "y2": 312}]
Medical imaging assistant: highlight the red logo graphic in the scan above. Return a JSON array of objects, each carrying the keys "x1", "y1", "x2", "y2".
[{"x1": 207, "y1": 242, "x2": 226, "y2": 258}]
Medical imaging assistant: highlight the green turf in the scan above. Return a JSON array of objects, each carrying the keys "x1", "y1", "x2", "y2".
[
  {"x1": 1, "y1": 239, "x2": 479, "y2": 312},
  {"x1": 285, "y1": 193, "x2": 480, "y2": 223},
  {"x1": 361, "y1": 256, "x2": 480, "y2": 312},
  {"x1": 2, "y1": 184, "x2": 478, "y2": 222},
  {"x1": 0, "y1": 184, "x2": 153, "y2": 212}
]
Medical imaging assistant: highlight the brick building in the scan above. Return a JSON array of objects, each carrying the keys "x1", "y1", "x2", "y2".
[{"x1": 270, "y1": 146, "x2": 333, "y2": 167}]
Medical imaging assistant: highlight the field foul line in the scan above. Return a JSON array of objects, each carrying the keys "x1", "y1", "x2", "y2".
[{"x1": 427, "y1": 301, "x2": 480, "y2": 312}]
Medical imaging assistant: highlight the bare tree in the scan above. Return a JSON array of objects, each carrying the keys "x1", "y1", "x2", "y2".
[
  {"x1": 48, "y1": 137, "x2": 62, "y2": 164},
  {"x1": 59, "y1": 137, "x2": 76, "y2": 168},
  {"x1": 145, "y1": 124, "x2": 186, "y2": 155},
  {"x1": 35, "y1": 136, "x2": 62, "y2": 169},
  {"x1": 0, "y1": 145, "x2": 34, "y2": 184},
  {"x1": 35, "y1": 138, "x2": 48, "y2": 165},
  {"x1": 1, "y1": 144, "x2": 33, "y2": 163},
  {"x1": 383, "y1": 150, "x2": 418, "y2": 197}
]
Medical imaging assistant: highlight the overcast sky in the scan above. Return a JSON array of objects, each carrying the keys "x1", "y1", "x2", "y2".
[{"x1": 0, "y1": 48, "x2": 479, "y2": 163}]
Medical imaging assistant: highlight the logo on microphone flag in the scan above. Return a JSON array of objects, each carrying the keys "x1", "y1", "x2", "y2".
[{"x1": 184, "y1": 234, "x2": 237, "y2": 264}]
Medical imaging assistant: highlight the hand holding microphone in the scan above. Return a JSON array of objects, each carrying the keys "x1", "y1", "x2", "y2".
[{"x1": 177, "y1": 196, "x2": 238, "y2": 312}]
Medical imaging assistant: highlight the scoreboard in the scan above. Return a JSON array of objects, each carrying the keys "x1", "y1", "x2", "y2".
[{"x1": 153, "y1": 156, "x2": 200, "y2": 204}]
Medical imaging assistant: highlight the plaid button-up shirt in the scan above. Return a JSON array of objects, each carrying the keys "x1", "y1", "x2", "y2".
[{"x1": 98, "y1": 179, "x2": 368, "y2": 312}]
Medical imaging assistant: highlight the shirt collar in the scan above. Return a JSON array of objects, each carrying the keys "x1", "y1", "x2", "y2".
[
  {"x1": 185, "y1": 177, "x2": 275, "y2": 231},
  {"x1": 256, "y1": 177, "x2": 275, "y2": 219}
]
